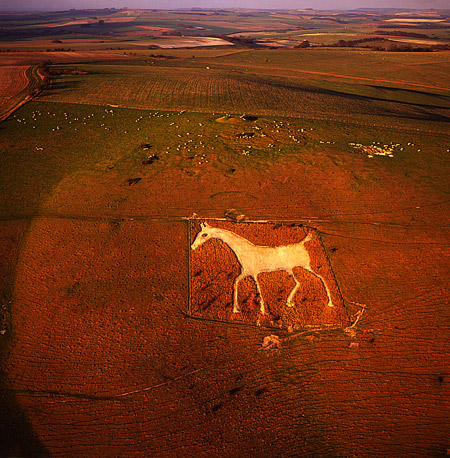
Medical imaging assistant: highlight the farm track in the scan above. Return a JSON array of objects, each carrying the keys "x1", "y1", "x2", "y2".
[
  {"x1": 201, "y1": 61, "x2": 450, "y2": 93},
  {"x1": 2, "y1": 212, "x2": 450, "y2": 246}
]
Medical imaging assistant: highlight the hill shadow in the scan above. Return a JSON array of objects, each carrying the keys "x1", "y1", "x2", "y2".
[
  {"x1": 41, "y1": 79, "x2": 82, "y2": 97},
  {"x1": 0, "y1": 367, "x2": 49, "y2": 457},
  {"x1": 257, "y1": 77, "x2": 450, "y2": 123},
  {"x1": 368, "y1": 84, "x2": 450, "y2": 105},
  {"x1": 248, "y1": 74, "x2": 450, "y2": 111}
]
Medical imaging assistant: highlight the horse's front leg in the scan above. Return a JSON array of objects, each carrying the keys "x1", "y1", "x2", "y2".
[{"x1": 233, "y1": 272, "x2": 246, "y2": 313}]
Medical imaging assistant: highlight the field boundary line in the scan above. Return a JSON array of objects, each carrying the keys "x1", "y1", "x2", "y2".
[{"x1": 2, "y1": 213, "x2": 450, "y2": 245}]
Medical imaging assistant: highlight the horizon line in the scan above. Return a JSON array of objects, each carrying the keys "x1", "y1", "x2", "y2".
[{"x1": 1, "y1": 6, "x2": 445, "y2": 13}]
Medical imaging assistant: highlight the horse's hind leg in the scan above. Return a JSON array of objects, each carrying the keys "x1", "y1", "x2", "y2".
[
  {"x1": 286, "y1": 270, "x2": 301, "y2": 307},
  {"x1": 306, "y1": 268, "x2": 334, "y2": 307},
  {"x1": 253, "y1": 275, "x2": 268, "y2": 315}
]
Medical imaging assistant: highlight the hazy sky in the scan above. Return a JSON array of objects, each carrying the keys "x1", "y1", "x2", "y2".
[{"x1": 0, "y1": 0, "x2": 448, "y2": 11}]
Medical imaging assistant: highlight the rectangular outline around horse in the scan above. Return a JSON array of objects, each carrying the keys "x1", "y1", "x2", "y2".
[{"x1": 188, "y1": 219, "x2": 349, "y2": 330}]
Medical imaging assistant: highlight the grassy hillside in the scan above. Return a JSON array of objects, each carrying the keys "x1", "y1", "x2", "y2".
[{"x1": 35, "y1": 49, "x2": 450, "y2": 134}]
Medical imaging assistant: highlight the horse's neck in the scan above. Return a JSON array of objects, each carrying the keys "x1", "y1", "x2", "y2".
[{"x1": 213, "y1": 229, "x2": 255, "y2": 259}]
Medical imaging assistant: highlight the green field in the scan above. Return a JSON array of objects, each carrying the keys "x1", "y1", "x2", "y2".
[{"x1": 2, "y1": 93, "x2": 449, "y2": 219}]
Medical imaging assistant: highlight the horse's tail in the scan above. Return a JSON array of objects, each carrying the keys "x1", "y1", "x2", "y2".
[{"x1": 302, "y1": 232, "x2": 313, "y2": 244}]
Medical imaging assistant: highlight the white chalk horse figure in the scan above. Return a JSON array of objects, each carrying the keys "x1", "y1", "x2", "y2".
[{"x1": 191, "y1": 222, "x2": 334, "y2": 315}]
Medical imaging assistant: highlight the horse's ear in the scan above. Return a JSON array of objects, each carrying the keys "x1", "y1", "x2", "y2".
[{"x1": 201, "y1": 222, "x2": 210, "y2": 229}]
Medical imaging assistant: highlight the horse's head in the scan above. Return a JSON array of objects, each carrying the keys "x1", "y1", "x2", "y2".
[{"x1": 191, "y1": 222, "x2": 214, "y2": 250}]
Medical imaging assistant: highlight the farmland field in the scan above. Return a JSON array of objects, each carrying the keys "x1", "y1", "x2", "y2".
[
  {"x1": 0, "y1": 7, "x2": 450, "y2": 458},
  {"x1": 0, "y1": 65, "x2": 44, "y2": 121},
  {"x1": 38, "y1": 49, "x2": 450, "y2": 134}
]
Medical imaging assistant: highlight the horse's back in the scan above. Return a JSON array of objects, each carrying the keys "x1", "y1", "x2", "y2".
[
  {"x1": 276, "y1": 243, "x2": 310, "y2": 268},
  {"x1": 244, "y1": 242, "x2": 310, "y2": 273}
]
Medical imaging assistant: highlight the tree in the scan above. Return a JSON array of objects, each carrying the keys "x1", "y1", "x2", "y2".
[{"x1": 296, "y1": 40, "x2": 310, "y2": 48}]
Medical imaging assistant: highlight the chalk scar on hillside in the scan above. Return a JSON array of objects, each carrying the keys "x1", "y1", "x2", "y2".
[{"x1": 188, "y1": 219, "x2": 351, "y2": 331}]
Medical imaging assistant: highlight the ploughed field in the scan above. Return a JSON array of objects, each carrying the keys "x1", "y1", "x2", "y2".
[
  {"x1": 0, "y1": 65, "x2": 43, "y2": 121},
  {"x1": 0, "y1": 23, "x2": 450, "y2": 458},
  {"x1": 0, "y1": 66, "x2": 29, "y2": 108},
  {"x1": 37, "y1": 49, "x2": 450, "y2": 134}
]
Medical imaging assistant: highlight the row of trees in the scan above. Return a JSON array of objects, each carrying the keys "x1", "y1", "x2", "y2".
[{"x1": 332, "y1": 38, "x2": 450, "y2": 52}]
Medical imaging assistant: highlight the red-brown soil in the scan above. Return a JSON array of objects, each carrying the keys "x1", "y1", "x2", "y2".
[
  {"x1": 0, "y1": 66, "x2": 29, "y2": 105},
  {"x1": 0, "y1": 66, "x2": 38, "y2": 121},
  {"x1": 131, "y1": 26, "x2": 176, "y2": 36}
]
